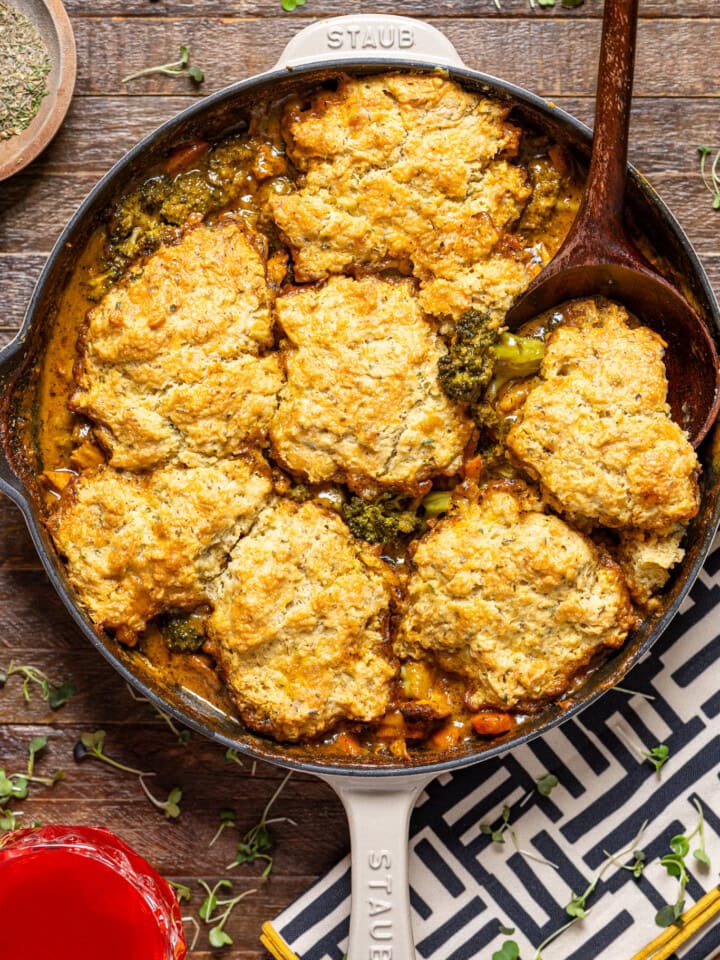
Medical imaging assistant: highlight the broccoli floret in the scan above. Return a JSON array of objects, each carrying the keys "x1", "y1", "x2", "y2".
[
  {"x1": 438, "y1": 310, "x2": 500, "y2": 403},
  {"x1": 159, "y1": 613, "x2": 205, "y2": 653},
  {"x1": 285, "y1": 482, "x2": 313, "y2": 503},
  {"x1": 342, "y1": 491, "x2": 452, "y2": 543},
  {"x1": 491, "y1": 331, "x2": 545, "y2": 380},
  {"x1": 158, "y1": 169, "x2": 225, "y2": 226}
]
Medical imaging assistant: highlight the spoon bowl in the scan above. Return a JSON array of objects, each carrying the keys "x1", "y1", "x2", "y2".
[{"x1": 506, "y1": 0, "x2": 720, "y2": 446}]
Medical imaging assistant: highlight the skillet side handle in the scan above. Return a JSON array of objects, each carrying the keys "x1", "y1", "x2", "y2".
[
  {"x1": 323, "y1": 773, "x2": 433, "y2": 960},
  {"x1": 275, "y1": 15, "x2": 465, "y2": 70}
]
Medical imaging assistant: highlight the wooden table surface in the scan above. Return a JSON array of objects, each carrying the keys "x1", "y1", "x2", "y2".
[{"x1": 1, "y1": 1, "x2": 719, "y2": 956}]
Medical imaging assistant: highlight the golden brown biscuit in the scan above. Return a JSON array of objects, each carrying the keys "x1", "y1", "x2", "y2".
[
  {"x1": 270, "y1": 276, "x2": 475, "y2": 496},
  {"x1": 72, "y1": 219, "x2": 283, "y2": 470},
  {"x1": 396, "y1": 482, "x2": 635, "y2": 710},
  {"x1": 506, "y1": 299, "x2": 700, "y2": 529},
  {"x1": 207, "y1": 499, "x2": 397, "y2": 741},
  {"x1": 615, "y1": 525, "x2": 687, "y2": 610},
  {"x1": 271, "y1": 74, "x2": 534, "y2": 321},
  {"x1": 47, "y1": 457, "x2": 272, "y2": 637}
]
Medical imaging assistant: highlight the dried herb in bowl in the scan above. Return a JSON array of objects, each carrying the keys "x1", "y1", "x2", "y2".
[{"x1": 0, "y1": 2, "x2": 51, "y2": 141}]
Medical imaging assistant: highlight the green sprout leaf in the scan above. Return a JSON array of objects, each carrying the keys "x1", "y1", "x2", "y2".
[
  {"x1": 0, "y1": 662, "x2": 76, "y2": 709},
  {"x1": 209, "y1": 808, "x2": 237, "y2": 848},
  {"x1": 493, "y1": 941, "x2": 520, "y2": 960},
  {"x1": 227, "y1": 772, "x2": 295, "y2": 876},
  {"x1": 536, "y1": 773, "x2": 559, "y2": 797},
  {"x1": 0, "y1": 807, "x2": 20, "y2": 832},
  {"x1": 139, "y1": 777, "x2": 183, "y2": 819},
  {"x1": 74, "y1": 729, "x2": 151, "y2": 777},
  {"x1": 644, "y1": 744, "x2": 670, "y2": 774},
  {"x1": 281, "y1": 0, "x2": 307, "y2": 10},
  {"x1": 208, "y1": 926, "x2": 233, "y2": 947},
  {"x1": 630, "y1": 850, "x2": 646, "y2": 878},
  {"x1": 122, "y1": 45, "x2": 205, "y2": 84},
  {"x1": 670, "y1": 834, "x2": 690, "y2": 858},
  {"x1": 224, "y1": 747, "x2": 243, "y2": 767},
  {"x1": 168, "y1": 880, "x2": 192, "y2": 903},
  {"x1": 498, "y1": 924, "x2": 516, "y2": 936}
]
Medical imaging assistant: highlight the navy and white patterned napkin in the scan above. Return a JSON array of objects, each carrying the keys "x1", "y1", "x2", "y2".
[{"x1": 266, "y1": 534, "x2": 720, "y2": 960}]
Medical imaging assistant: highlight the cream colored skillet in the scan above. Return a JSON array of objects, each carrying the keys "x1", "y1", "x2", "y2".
[{"x1": 1, "y1": 14, "x2": 720, "y2": 960}]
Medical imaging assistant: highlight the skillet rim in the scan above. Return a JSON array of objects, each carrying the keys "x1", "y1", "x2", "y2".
[{"x1": 1, "y1": 57, "x2": 719, "y2": 779}]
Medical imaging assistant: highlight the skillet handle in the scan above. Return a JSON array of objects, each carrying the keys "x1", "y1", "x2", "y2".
[
  {"x1": 323, "y1": 773, "x2": 433, "y2": 960},
  {"x1": 275, "y1": 15, "x2": 465, "y2": 70}
]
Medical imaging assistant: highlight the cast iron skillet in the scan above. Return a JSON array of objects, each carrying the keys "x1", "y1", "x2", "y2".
[{"x1": 2, "y1": 16, "x2": 720, "y2": 958}]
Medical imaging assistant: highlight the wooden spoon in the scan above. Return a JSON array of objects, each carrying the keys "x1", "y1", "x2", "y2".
[{"x1": 506, "y1": 0, "x2": 720, "y2": 447}]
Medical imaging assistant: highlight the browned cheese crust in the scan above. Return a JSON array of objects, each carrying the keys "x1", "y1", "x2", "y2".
[
  {"x1": 506, "y1": 299, "x2": 701, "y2": 529},
  {"x1": 207, "y1": 499, "x2": 397, "y2": 741},
  {"x1": 270, "y1": 276, "x2": 475, "y2": 496},
  {"x1": 71, "y1": 219, "x2": 284, "y2": 471},
  {"x1": 395, "y1": 483, "x2": 635, "y2": 710},
  {"x1": 270, "y1": 74, "x2": 535, "y2": 322},
  {"x1": 47, "y1": 457, "x2": 272, "y2": 636}
]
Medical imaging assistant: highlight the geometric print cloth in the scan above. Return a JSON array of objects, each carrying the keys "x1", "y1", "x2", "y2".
[{"x1": 269, "y1": 534, "x2": 720, "y2": 960}]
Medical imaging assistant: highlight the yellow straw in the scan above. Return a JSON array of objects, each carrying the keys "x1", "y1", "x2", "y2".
[
  {"x1": 260, "y1": 921, "x2": 302, "y2": 960},
  {"x1": 630, "y1": 885, "x2": 720, "y2": 960}
]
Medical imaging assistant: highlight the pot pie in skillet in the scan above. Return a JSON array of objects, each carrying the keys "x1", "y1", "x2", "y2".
[{"x1": 34, "y1": 73, "x2": 700, "y2": 753}]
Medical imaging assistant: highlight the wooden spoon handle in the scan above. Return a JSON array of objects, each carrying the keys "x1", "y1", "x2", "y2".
[{"x1": 578, "y1": 0, "x2": 639, "y2": 236}]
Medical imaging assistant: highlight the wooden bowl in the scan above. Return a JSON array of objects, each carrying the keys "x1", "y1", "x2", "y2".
[{"x1": 0, "y1": 0, "x2": 76, "y2": 181}]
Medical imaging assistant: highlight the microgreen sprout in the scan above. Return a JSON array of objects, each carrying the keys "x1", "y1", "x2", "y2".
[
  {"x1": 73, "y1": 729, "x2": 153, "y2": 777},
  {"x1": 0, "y1": 769, "x2": 28, "y2": 801},
  {"x1": 509, "y1": 827, "x2": 559, "y2": 870},
  {"x1": 0, "y1": 662, "x2": 76, "y2": 709},
  {"x1": 536, "y1": 773, "x2": 559, "y2": 797},
  {"x1": 21, "y1": 736, "x2": 64, "y2": 787},
  {"x1": 481, "y1": 804, "x2": 512, "y2": 844},
  {"x1": 698, "y1": 146, "x2": 720, "y2": 211},
  {"x1": 183, "y1": 915, "x2": 200, "y2": 952},
  {"x1": 526, "y1": 821, "x2": 648, "y2": 958},
  {"x1": 139, "y1": 777, "x2": 183, "y2": 819},
  {"x1": 692, "y1": 798, "x2": 710, "y2": 866},
  {"x1": 125, "y1": 684, "x2": 191, "y2": 744},
  {"x1": 644, "y1": 745, "x2": 670, "y2": 775},
  {"x1": 612, "y1": 685, "x2": 656, "y2": 701},
  {"x1": 198, "y1": 879, "x2": 257, "y2": 947},
  {"x1": 168, "y1": 880, "x2": 192, "y2": 903},
  {"x1": 224, "y1": 747, "x2": 243, "y2": 767},
  {"x1": 122, "y1": 45, "x2": 204, "y2": 85},
  {"x1": 227, "y1": 772, "x2": 296, "y2": 876},
  {"x1": 614, "y1": 726, "x2": 670, "y2": 776},
  {"x1": 493, "y1": 941, "x2": 520, "y2": 960},
  {"x1": 209, "y1": 808, "x2": 237, "y2": 848},
  {"x1": 611, "y1": 848, "x2": 646, "y2": 879},
  {"x1": 0, "y1": 807, "x2": 21, "y2": 832},
  {"x1": 482, "y1": 795, "x2": 558, "y2": 868},
  {"x1": 281, "y1": 0, "x2": 306, "y2": 10},
  {"x1": 532, "y1": 918, "x2": 578, "y2": 960},
  {"x1": 656, "y1": 799, "x2": 712, "y2": 926}
]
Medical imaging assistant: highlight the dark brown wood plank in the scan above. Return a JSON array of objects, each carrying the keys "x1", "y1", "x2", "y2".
[
  {"x1": 62, "y1": 0, "x2": 720, "y2": 19},
  {"x1": 67, "y1": 18, "x2": 720, "y2": 98}
]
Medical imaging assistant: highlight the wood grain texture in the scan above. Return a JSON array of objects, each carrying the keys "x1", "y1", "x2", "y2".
[
  {"x1": 61, "y1": 1, "x2": 720, "y2": 20},
  {"x1": 0, "y1": 4, "x2": 718, "y2": 957},
  {"x1": 66, "y1": 18, "x2": 720, "y2": 98}
]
